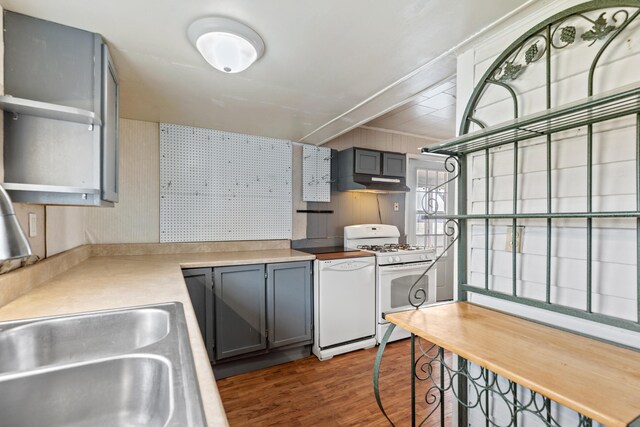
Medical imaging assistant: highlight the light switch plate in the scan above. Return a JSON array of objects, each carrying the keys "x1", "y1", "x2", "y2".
[
  {"x1": 505, "y1": 225, "x2": 524, "y2": 252},
  {"x1": 28, "y1": 212, "x2": 37, "y2": 238}
]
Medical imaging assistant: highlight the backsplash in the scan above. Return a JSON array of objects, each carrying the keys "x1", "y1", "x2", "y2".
[{"x1": 305, "y1": 190, "x2": 405, "y2": 242}]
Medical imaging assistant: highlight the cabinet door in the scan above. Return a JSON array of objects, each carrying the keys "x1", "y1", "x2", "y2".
[
  {"x1": 354, "y1": 149, "x2": 381, "y2": 175},
  {"x1": 214, "y1": 264, "x2": 267, "y2": 360},
  {"x1": 101, "y1": 44, "x2": 119, "y2": 203},
  {"x1": 266, "y1": 261, "x2": 312, "y2": 349},
  {"x1": 4, "y1": 11, "x2": 96, "y2": 111},
  {"x1": 382, "y1": 152, "x2": 406, "y2": 177},
  {"x1": 182, "y1": 268, "x2": 214, "y2": 361}
]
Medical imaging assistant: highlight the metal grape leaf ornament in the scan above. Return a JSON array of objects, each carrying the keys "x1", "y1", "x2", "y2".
[
  {"x1": 525, "y1": 43, "x2": 539, "y2": 64},
  {"x1": 498, "y1": 62, "x2": 523, "y2": 82},
  {"x1": 560, "y1": 26, "x2": 576, "y2": 44},
  {"x1": 581, "y1": 13, "x2": 616, "y2": 46}
]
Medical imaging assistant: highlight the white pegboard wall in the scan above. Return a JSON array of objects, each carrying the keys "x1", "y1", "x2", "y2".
[
  {"x1": 160, "y1": 123, "x2": 292, "y2": 242},
  {"x1": 302, "y1": 145, "x2": 332, "y2": 202}
]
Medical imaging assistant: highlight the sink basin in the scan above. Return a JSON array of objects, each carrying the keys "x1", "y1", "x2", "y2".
[
  {"x1": 0, "y1": 303, "x2": 206, "y2": 426},
  {"x1": 0, "y1": 308, "x2": 170, "y2": 373},
  {"x1": 0, "y1": 355, "x2": 172, "y2": 427}
]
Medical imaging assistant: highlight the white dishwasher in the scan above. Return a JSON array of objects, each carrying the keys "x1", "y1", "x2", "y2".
[{"x1": 313, "y1": 255, "x2": 377, "y2": 360}]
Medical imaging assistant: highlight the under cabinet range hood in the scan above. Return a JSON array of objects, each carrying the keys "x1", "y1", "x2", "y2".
[
  {"x1": 338, "y1": 174, "x2": 410, "y2": 193},
  {"x1": 337, "y1": 147, "x2": 410, "y2": 193}
]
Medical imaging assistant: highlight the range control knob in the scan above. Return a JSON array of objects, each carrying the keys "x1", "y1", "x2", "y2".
[
  {"x1": 394, "y1": 256, "x2": 401, "y2": 263},
  {"x1": 387, "y1": 257, "x2": 394, "y2": 264}
]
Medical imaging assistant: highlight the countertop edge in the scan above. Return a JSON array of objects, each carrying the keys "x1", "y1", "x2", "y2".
[{"x1": 0, "y1": 248, "x2": 317, "y2": 427}]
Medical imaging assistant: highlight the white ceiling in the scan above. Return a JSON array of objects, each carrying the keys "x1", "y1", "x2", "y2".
[
  {"x1": 0, "y1": 0, "x2": 529, "y2": 142},
  {"x1": 365, "y1": 78, "x2": 457, "y2": 141}
]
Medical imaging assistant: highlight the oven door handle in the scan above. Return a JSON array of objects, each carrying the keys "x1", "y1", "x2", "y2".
[{"x1": 378, "y1": 262, "x2": 433, "y2": 272}]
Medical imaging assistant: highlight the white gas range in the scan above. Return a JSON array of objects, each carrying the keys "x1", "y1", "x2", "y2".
[{"x1": 344, "y1": 224, "x2": 437, "y2": 343}]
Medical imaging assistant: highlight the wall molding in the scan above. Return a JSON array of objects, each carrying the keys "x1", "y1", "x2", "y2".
[{"x1": 358, "y1": 125, "x2": 443, "y2": 142}]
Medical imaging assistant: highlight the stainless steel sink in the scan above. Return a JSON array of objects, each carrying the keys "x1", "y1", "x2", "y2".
[
  {"x1": 0, "y1": 355, "x2": 172, "y2": 427},
  {"x1": 0, "y1": 303, "x2": 206, "y2": 426},
  {"x1": 0, "y1": 307, "x2": 170, "y2": 373}
]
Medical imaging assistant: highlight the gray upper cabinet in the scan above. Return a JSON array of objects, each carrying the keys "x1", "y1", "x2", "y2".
[
  {"x1": 2, "y1": 11, "x2": 119, "y2": 206},
  {"x1": 337, "y1": 147, "x2": 409, "y2": 192},
  {"x1": 214, "y1": 264, "x2": 267, "y2": 360},
  {"x1": 354, "y1": 149, "x2": 381, "y2": 175},
  {"x1": 266, "y1": 262, "x2": 312, "y2": 349},
  {"x1": 101, "y1": 45, "x2": 120, "y2": 203},
  {"x1": 382, "y1": 152, "x2": 406, "y2": 177},
  {"x1": 4, "y1": 11, "x2": 98, "y2": 112}
]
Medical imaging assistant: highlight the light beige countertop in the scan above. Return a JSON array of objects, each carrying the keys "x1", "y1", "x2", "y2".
[{"x1": 0, "y1": 248, "x2": 315, "y2": 426}]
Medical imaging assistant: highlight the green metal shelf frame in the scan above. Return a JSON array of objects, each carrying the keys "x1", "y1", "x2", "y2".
[
  {"x1": 422, "y1": 82, "x2": 640, "y2": 156},
  {"x1": 374, "y1": 2, "x2": 640, "y2": 427},
  {"x1": 421, "y1": 0, "x2": 640, "y2": 333}
]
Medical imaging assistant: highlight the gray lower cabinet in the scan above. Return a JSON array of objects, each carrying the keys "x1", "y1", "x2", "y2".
[
  {"x1": 267, "y1": 262, "x2": 312, "y2": 348},
  {"x1": 214, "y1": 264, "x2": 267, "y2": 360},
  {"x1": 182, "y1": 268, "x2": 214, "y2": 361},
  {"x1": 182, "y1": 260, "x2": 312, "y2": 374}
]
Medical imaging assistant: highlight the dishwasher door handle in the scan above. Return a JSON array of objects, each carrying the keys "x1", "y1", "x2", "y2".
[{"x1": 320, "y1": 261, "x2": 374, "y2": 272}]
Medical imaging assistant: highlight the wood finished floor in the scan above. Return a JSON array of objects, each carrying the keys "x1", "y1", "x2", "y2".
[{"x1": 216, "y1": 338, "x2": 452, "y2": 426}]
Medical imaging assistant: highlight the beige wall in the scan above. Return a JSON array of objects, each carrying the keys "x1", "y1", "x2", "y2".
[
  {"x1": 44, "y1": 119, "x2": 304, "y2": 254},
  {"x1": 322, "y1": 126, "x2": 432, "y2": 154},
  {"x1": 45, "y1": 206, "x2": 86, "y2": 256},
  {"x1": 45, "y1": 119, "x2": 160, "y2": 255},
  {"x1": 84, "y1": 119, "x2": 160, "y2": 244},
  {"x1": 7, "y1": 116, "x2": 301, "y2": 257}
]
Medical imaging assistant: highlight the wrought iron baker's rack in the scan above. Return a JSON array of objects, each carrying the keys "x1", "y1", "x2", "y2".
[{"x1": 375, "y1": 1, "x2": 640, "y2": 426}]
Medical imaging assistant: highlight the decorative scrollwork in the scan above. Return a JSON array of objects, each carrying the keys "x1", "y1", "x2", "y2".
[
  {"x1": 409, "y1": 155, "x2": 461, "y2": 309},
  {"x1": 491, "y1": 8, "x2": 633, "y2": 85},
  {"x1": 414, "y1": 341, "x2": 446, "y2": 423},
  {"x1": 550, "y1": 9, "x2": 631, "y2": 49},
  {"x1": 492, "y1": 33, "x2": 548, "y2": 83},
  {"x1": 407, "y1": 219, "x2": 458, "y2": 309},
  {"x1": 420, "y1": 156, "x2": 460, "y2": 215},
  {"x1": 459, "y1": 5, "x2": 640, "y2": 137},
  {"x1": 414, "y1": 338, "x2": 595, "y2": 427}
]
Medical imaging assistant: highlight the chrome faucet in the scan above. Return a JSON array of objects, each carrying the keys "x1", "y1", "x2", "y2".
[{"x1": 0, "y1": 184, "x2": 32, "y2": 261}]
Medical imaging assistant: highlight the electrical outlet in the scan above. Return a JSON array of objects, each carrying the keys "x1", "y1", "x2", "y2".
[
  {"x1": 393, "y1": 202, "x2": 399, "y2": 212},
  {"x1": 28, "y1": 212, "x2": 37, "y2": 238},
  {"x1": 505, "y1": 226, "x2": 524, "y2": 252}
]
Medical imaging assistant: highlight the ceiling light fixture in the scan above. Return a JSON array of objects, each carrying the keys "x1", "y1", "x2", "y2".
[{"x1": 187, "y1": 17, "x2": 265, "y2": 74}]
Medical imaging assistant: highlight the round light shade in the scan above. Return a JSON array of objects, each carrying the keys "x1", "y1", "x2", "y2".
[{"x1": 188, "y1": 17, "x2": 265, "y2": 73}]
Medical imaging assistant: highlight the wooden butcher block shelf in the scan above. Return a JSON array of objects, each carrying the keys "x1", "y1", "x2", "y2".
[{"x1": 386, "y1": 302, "x2": 640, "y2": 427}]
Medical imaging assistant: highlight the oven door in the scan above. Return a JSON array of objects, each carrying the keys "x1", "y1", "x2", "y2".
[{"x1": 378, "y1": 261, "x2": 436, "y2": 319}]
